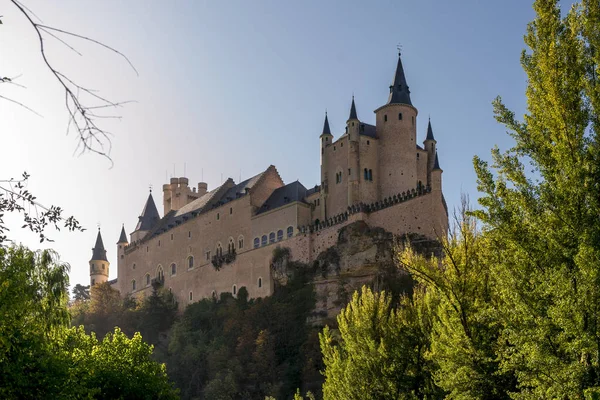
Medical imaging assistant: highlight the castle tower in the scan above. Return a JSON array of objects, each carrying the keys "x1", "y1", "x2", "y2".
[
  {"x1": 89, "y1": 229, "x2": 109, "y2": 287},
  {"x1": 319, "y1": 112, "x2": 333, "y2": 221},
  {"x1": 131, "y1": 191, "x2": 160, "y2": 242},
  {"x1": 374, "y1": 52, "x2": 418, "y2": 199},
  {"x1": 347, "y1": 97, "x2": 361, "y2": 206},
  {"x1": 431, "y1": 151, "x2": 443, "y2": 193},
  {"x1": 116, "y1": 224, "x2": 128, "y2": 290},
  {"x1": 424, "y1": 118, "x2": 437, "y2": 187}
]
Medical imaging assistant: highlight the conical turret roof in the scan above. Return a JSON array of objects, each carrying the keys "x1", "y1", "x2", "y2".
[
  {"x1": 117, "y1": 224, "x2": 128, "y2": 244},
  {"x1": 348, "y1": 96, "x2": 358, "y2": 120},
  {"x1": 135, "y1": 192, "x2": 160, "y2": 232},
  {"x1": 321, "y1": 112, "x2": 332, "y2": 136},
  {"x1": 426, "y1": 118, "x2": 435, "y2": 141},
  {"x1": 387, "y1": 52, "x2": 412, "y2": 106},
  {"x1": 91, "y1": 229, "x2": 108, "y2": 262},
  {"x1": 433, "y1": 152, "x2": 442, "y2": 170}
]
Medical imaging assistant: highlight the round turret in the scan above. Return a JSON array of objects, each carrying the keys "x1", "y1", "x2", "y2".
[{"x1": 90, "y1": 229, "x2": 110, "y2": 287}]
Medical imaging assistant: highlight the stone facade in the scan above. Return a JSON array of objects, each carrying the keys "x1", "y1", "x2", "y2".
[{"x1": 90, "y1": 52, "x2": 449, "y2": 306}]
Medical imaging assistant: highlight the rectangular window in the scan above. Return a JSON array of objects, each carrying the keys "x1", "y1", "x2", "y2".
[
  {"x1": 348, "y1": 168, "x2": 351, "y2": 176},
  {"x1": 170, "y1": 233, "x2": 173, "y2": 240},
  {"x1": 189, "y1": 291, "x2": 193, "y2": 301},
  {"x1": 217, "y1": 213, "x2": 220, "y2": 220},
  {"x1": 230, "y1": 207, "x2": 233, "y2": 215},
  {"x1": 188, "y1": 231, "x2": 191, "y2": 238}
]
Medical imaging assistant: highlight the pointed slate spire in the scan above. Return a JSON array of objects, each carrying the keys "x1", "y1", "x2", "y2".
[
  {"x1": 426, "y1": 118, "x2": 435, "y2": 141},
  {"x1": 348, "y1": 96, "x2": 358, "y2": 120},
  {"x1": 433, "y1": 152, "x2": 442, "y2": 170},
  {"x1": 321, "y1": 112, "x2": 332, "y2": 136},
  {"x1": 135, "y1": 192, "x2": 160, "y2": 232},
  {"x1": 387, "y1": 51, "x2": 413, "y2": 106},
  {"x1": 117, "y1": 224, "x2": 128, "y2": 244},
  {"x1": 91, "y1": 229, "x2": 108, "y2": 261}
]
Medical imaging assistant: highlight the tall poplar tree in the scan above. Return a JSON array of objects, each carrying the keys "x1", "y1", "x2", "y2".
[{"x1": 473, "y1": 0, "x2": 600, "y2": 397}]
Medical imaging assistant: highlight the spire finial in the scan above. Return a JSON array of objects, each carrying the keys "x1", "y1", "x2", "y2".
[
  {"x1": 149, "y1": 184, "x2": 153, "y2": 193},
  {"x1": 397, "y1": 43, "x2": 402, "y2": 56}
]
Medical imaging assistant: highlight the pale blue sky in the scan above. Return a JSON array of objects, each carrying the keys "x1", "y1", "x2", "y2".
[{"x1": 0, "y1": 1, "x2": 564, "y2": 288}]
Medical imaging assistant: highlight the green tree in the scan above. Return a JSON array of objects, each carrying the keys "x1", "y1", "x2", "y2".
[
  {"x1": 400, "y1": 206, "x2": 516, "y2": 399},
  {"x1": 0, "y1": 245, "x2": 178, "y2": 399},
  {"x1": 320, "y1": 286, "x2": 440, "y2": 400},
  {"x1": 72, "y1": 283, "x2": 90, "y2": 301},
  {"x1": 472, "y1": 0, "x2": 600, "y2": 397}
]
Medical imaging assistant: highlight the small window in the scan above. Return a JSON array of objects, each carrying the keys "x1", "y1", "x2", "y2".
[
  {"x1": 269, "y1": 232, "x2": 276, "y2": 244},
  {"x1": 188, "y1": 256, "x2": 194, "y2": 269},
  {"x1": 334, "y1": 146, "x2": 336, "y2": 151},
  {"x1": 412, "y1": 116, "x2": 415, "y2": 125},
  {"x1": 364, "y1": 168, "x2": 368, "y2": 180},
  {"x1": 368, "y1": 169, "x2": 373, "y2": 181},
  {"x1": 206, "y1": 251, "x2": 211, "y2": 261},
  {"x1": 146, "y1": 246, "x2": 148, "y2": 252},
  {"x1": 133, "y1": 263, "x2": 136, "y2": 270},
  {"x1": 326, "y1": 137, "x2": 329, "y2": 141},
  {"x1": 232, "y1": 285, "x2": 237, "y2": 295},
  {"x1": 258, "y1": 277, "x2": 262, "y2": 288},
  {"x1": 216, "y1": 243, "x2": 223, "y2": 256},
  {"x1": 238, "y1": 236, "x2": 244, "y2": 249},
  {"x1": 367, "y1": 140, "x2": 370, "y2": 145},
  {"x1": 189, "y1": 291, "x2": 193, "y2": 301},
  {"x1": 102, "y1": 264, "x2": 105, "y2": 270},
  {"x1": 384, "y1": 114, "x2": 388, "y2": 122},
  {"x1": 277, "y1": 230, "x2": 283, "y2": 241},
  {"x1": 228, "y1": 237, "x2": 235, "y2": 254},
  {"x1": 145, "y1": 274, "x2": 150, "y2": 286},
  {"x1": 188, "y1": 231, "x2": 191, "y2": 238},
  {"x1": 92, "y1": 279, "x2": 95, "y2": 285},
  {"x1": 340, "y1": 142, "x2": 343, "y2": 147},
  {"x1": 120, "y1": 254, "x2": 124, "y2": 259},
  {"x1": 230, "y1": 207, "x2": 233, "y2": 215},
  {"x1": 158, "y1": 240, "x2": 161, "y2": 247},
  {"x1": 351, "y1": 122, "x2": 355, "y2": 126},
  {"x1": 287, "y1": 226, "x2": 294, "y2": 238},
  {"x1": 348, "y1": 168, "x2": 351, "y2": 176},
  {"x1": 211, "y1": 290, "x2": 216, "y2": 299},
  {"x1": 157, "y1": 265, "x2": 164, "y2": 281},
  {"x1": 398, "y1": 113, "x2": 403, "y2": 120},
  {"x1": 261, "y1": 235, "x2": 267, "y2": 247},
  {"x1": 132, "y1": 280, "x2": 136, "y2": 291},
  {"x1": 254, "y1": 237, "x2": 260, "y2": 248},
  {"x1": 171, "y1": 263, "x2": 177, "y2": 276},
  {"x1": 170, "y1": 233, "x2": 174, "y2": 240},
  {"x1": 217, "y1": 213, "x2": 220, "y2": 220},
  {"x1": 417, "y1": 153, "x2": 420, "y2": 159}
]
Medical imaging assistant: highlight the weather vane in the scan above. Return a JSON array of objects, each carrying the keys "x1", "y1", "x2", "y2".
[
  {"x1": 97, "y1": 222, "x2": 101, "y2": 231},
  {"x1": 149, "y1": 184, "x2": 153, "y2": 193},
  {"x1": 397, "y1": 43, "x2": 402, "y2": 55}
]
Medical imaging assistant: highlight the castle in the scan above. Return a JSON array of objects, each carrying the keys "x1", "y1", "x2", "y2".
[{"x1": 88, "y1": 52, "x2": 448, "y2": 305}]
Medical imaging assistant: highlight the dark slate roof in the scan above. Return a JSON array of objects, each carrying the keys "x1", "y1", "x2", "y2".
[
  {"x1": 107, "y1": 278, "x2": 118, "y2": 286},
  {"x1": 360, "y1": 123, "x2": 377, "y2": 138},
  {"x1": 416, "y1": 144, "x2": 424, "y2": 150},
  {"x1": 387, "y1": 53, "x2": 413, "y2": 106},
  {"x1": 144, "y1": 167, "x2": 274, "y2": 241},
  {"x1": 256, "y1": 181, "x2": 308, "y2": 215},
  {"x1": 348, "y1": 97, "x2": 358, "y2": 120},
  {"x1": 321, "y1": 113, "x2": 332, "y2": 136},
  {"x1": 433, "y1": 152, "x2": 441, "y2": 170},
  {"x1": 135, "y1": 193, "x2": 160, "y2": 232},
  {"x1": 117, "y1": 225, "x2": 128, "y2": 244},
  {"x1": 306, "y1": 185, "x2": 321, "y2": 196},
  {"x1": 426, "y1": 118, "x2": 435, "y2": 141},
  {"x1": 91, "y1": 230, "x2": 108, "y2": 262}
]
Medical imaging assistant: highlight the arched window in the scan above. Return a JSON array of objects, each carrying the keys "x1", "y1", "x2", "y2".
[
  {"x1": 287, "y1": 226, "x2": 294, "y2": 238},
  {"x1": 171, "y1": 263, "x2": 177, "y2": 276},
  {"x1": 398, "y1": 112, "x2": 403, "y2": 120},
  {"x1": 277, "y1": 229, "x2": 283, "y2": 241},
  {"x1": 269, "y1": 232, "x2": 275, "y2": 244},
  {"x1": 216, "y1": 242, "x2": 223, "y2": 256},
  {"x1": 368, "y1": 169, "x2": 373, "y2": 181},
  {"x1": 261, "y1": 235, "x2": 267, "y2": 247},
  {"x1": 132, "y1": 280, "x2": 136, "y2": 291},
  {"x1": 238, "y1": 235, "x2": 244, "y2": 249},
  {"x1": 132, "y1": 263, "x2": 136, "y2": 270},
  {"x1": 258, "y1": 277, "x2": 262, "y2": 288},
  {"x1": 145, "y1": 273, "x2": 150, "y2": 286},
  {"x1": 254, "y1": 237, "x2": 260, "y2": 248},
  {"x1": 228, "y1": 237, "x2": 235, "y2": 254},
  {"x1": 156, "y1": 265, "x2": 164, "y2": 281},
  {"x1": 188, "y1": 256, "x2": 194, "y2": 269},
  {"x1": 232, "y1": 285, "x2": 237, "y2": 296},
  {"x1": 211, "y1": 290, "x2": 217, "y2": 299}
]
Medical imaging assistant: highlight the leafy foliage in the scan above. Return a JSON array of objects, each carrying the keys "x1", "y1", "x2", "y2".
[{"x1": 0, "y1": 245, "x2": 178, "y2": 399}]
